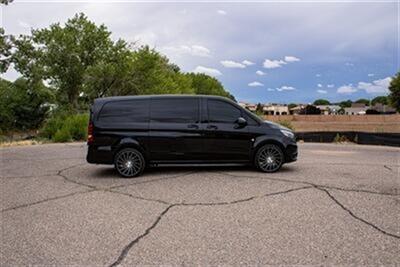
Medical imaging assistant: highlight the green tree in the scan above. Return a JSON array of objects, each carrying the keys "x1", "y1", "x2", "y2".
[
  {"x1": 299, "y1": 105, "x2": 321, "y2": 115},
  {"x1": 0, "y1": 28, "x2": 14, "y2": 73},
  {"x1": 13, "y1": 13, "x2": 119, "y2": 109},
  {"x1": 0, "y1": 78, "x2": 53, "y2": 132},
  {"x1": 187, "y1": 73, "x2": 233, "y2": 99},
  {"x1": 339, "y1": 100, "x2": 352, "y2": 108},
  {"x1": 355, "y1": 98, "x2": 370, "y2": 106},
  {"x1": 128, "y1": 46, "x2": 194, "y2": 95},
  {"x1": 288, "y1": 103, "x2": 297, "y2": 109},
  {"x1": 388, "y1": 72, "x2": 400, "y2": 112},
  {"x1": 371, "y1": 96, "x2": 388, "y2": 106},
  {"x1": 313, "y1": 99, "x2": 330, "y2": 105}
]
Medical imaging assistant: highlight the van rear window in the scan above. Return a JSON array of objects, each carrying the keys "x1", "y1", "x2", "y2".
[{"x1": 98, "y1": 99, "x2": 149, "y2": 123}]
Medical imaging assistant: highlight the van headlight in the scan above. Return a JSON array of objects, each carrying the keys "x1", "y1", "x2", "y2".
[{"x1": 280, "y1": 129, "x2": 294, "y2": 139}]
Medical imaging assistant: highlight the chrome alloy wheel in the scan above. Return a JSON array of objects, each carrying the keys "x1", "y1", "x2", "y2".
[
  {"x1": 115, "y1": 148, "x2": 144, "y2": 178},
  {"x1": 256, "y1": 144, "x2": 284, "y2": 172}
]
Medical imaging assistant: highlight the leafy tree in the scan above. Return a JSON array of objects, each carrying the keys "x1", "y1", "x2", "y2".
[
  {"x1": 371, "y1": 96, "x2": 388, "y2": 106},
  {"x1": 255, "y1": 103, "x2": 264, "y2": 115},
  {"x1": 355, "y1": 98, "x2": 370, "y2": 106},
  {"x1": 0, "y1": 78, "x2": 53, "y2": 132},
  {"x1": 339, "y1": 100, "x2": 352, "y2": 108},
  {"x1": 13, "y1": 13, "x2": 119, "y2": 109},
  {"x1": 288, "y1": 103, "x2": 297, "y2": 109},
  {"x1": 128, "y1": 46, "x2": 194, "y2": 95},
  {"x1": 1, "y1": 0, "x2": 13, "y2": 5},
  {"x1": 388, "y1": 72, "x2": 400, "y2": 112},
  {"x1": 187, "y1": 73, "x2": 234, "y2": 99},
  {"x1": 313, "y1": 99, "x2": 330, "y2": 105},
  {"x1": 0, "y1": 28, "x2": 14, "y2": 73},
  {"x1": 299, "y1": 105, "x2": 321, "y2": 115}
]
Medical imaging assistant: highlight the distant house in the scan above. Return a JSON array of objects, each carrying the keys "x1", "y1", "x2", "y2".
[
  {"x1": 238, "y1": 102, "x2": 257, "y2": 112},
  {"x1": 344, "y1": 103, "x2": 367, "y2": 115},
  {"x1": 263, "y1": 104, "x2": 289, "y2": 115},
  {"x1": 316, "y1": 105, "x2": 341, "y2": 115},
  {"x1": 369, "y1": 103, "x2": 396, "y2": 114},
  {"x1": 289, "y1": 105, "x2": 306, "y2": 115}
]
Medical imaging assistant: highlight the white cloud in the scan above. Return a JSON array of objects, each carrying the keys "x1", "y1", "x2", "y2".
[
  {"x1": 327, "y1": 84, "x2": 335, "y2": 88},
  {"x1": 242, "y1": 60, "x2": 255, "y2": 66},
  {"x1": 18, "y1": 21, "x2": 31, "y2": 28},
  {"x1": 248, "y1": 81, "x2": 264, "y2": 87},
  {"x1": 337, "y1": 77, "x2": 392, "y2": 94},
  {"x1": 345, "y1": 62, "x2": 354, "y2": 66},
  {"x1": 284, "y1": 56, "x2": 300, "y2": 62},
  {"x1": 317, "y1": 83, "x2": 323, "y2": 88},
  {"x1": 256, "y1": 70, "x2": 266, "y2": 76},
  {"x1": 276, "y1": 86, "x2": 295, "y2": 91},
  {"x1": 217, "y1": 10, "x2": 227, "y2": 15},
  {"x1": 368, "y1": 73, "x2": 375, "y2": 77},
  {"x1": 316, "y1": 74, "x2": 322, "y2": 77},
  {"x1": 133, "y1": 31, "x2": 158, "y2": 47},
  {"x1": 161, "y1": 45, "x2": 211, "y2": 57},
  {"x1": 221, "y1": 60, "x2": 246, "y2": 68},
  {"x1": 192, "y1": 66, "x2": 222, "y2": 77},
  {"x1": 337, "y1": 85, "x2": 357, "y2": 94},
  {"x1": 317, "y1": 89, "x2": 327, "y2": 94},
  {"x1": 267, "y1": 88, "x2": 275, "y2": 91},
  {"x1": 357, "y1": 77, "x2": 392, "y2": 94},
  {"x1": 263, "y1": 59, "x2": 287, "y2": 69}
]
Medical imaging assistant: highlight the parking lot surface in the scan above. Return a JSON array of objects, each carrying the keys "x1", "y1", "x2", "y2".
[{"x1": 1, "y1": 142, "x2": 399, "y2": 265}]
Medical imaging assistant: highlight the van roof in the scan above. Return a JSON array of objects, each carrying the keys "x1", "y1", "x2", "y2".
[{"x1": 94, "y1": 94, "x2": 233, "y2": 105}]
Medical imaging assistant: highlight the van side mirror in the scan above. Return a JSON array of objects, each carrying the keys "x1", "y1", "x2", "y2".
[{"x1": 235, "y1": 117, "x2": 247, "y2": 128}]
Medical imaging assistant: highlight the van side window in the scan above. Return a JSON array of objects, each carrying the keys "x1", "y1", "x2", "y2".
[
  {"x1": 208, "y1": 100, "x2": 241, "y2": 123},
  {"x1": 151, "y1": 98, "x2": 199, "y2": 123},
  {"x1": 98, "y1": 99, "x2": 149, "y2": 123}
]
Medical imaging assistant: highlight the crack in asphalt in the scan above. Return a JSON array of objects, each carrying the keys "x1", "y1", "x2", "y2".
[
  {"x1": 109, "y1": 204, "x2": 175, "y2": 267},
  {"x1": 384, "y1": 165, "x2": 393, "y2": 171},
  {"x1": 108, "y1": 186, "x2": 312, "y2": 267},
  {"x1": 317, "y1": 187, "x2": 400, "y2": 239},
  {"x1": 221, "y1": 172, "x2": 400, "y2": 239},
  {"x1": 221, "y1": 172, "x2": 400, "y2": 197},
  {"x1": 1, "y1": 189, "x2": 95, "y2": 212}
]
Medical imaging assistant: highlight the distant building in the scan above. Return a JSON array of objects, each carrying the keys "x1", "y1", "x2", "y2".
[
  {"x1": 344, "y1": 103, "x2": 367, "y2": 115},
  {"x1": 289, "y1": 105, "x2": 306, "y2": 115},
  {"x1": 316, "y1": 105, "x2": 341, "y2": 115},
  {"x1": 369, "y1": 103, "x2": 396, "y2": 114},
  {"x1": 238, "y1": 102, "x2": 257, "y2": 112},
  {"x1": 263, "y1": 104, "x2": 289, "y2": 115}
]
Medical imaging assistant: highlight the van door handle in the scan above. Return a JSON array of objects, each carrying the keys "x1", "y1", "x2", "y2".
[
  {"x1": 187, "y1": 124, "x2": 199, "y2": 129},
  {"x1": 207, "y1": 125, "x2": 218, "y2": 130}
]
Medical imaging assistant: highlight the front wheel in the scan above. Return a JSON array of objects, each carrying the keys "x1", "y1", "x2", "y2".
[
  {"x1": 254, "y1": 144, "x2": 284, "y2": 173},
  {"x1": 114, "y1": 148, "x2": 145, "y2": 178}
]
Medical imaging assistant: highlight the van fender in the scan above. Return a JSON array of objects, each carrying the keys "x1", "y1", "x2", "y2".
[
  {"x1": 251, "y1": 135, "x2": 286, "y2": 159},
  {"x1": 113, "y1": 137, "x2": 147, "y2": 160}
]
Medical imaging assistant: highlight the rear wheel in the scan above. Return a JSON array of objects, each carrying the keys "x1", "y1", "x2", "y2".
[
  {"x1": 255, "y1": 144, "x2": 284, "y2": 173},
  {"x1": 114, "y1": 148, "x2": 145, "y2": 178}
]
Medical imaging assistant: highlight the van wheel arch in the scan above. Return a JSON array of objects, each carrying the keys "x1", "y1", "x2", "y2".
[{"x1": 253, "y1": 140, "x2": 285, "y2": 162}]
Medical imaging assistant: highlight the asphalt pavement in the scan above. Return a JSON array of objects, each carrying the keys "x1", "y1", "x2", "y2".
[{"x1": 1, "y1": 142, "x2": 399, "y2": 266}]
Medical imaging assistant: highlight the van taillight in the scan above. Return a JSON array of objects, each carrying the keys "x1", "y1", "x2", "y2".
[{"x1": 87, "y1": 122, "x2": 94, "y2": 144}]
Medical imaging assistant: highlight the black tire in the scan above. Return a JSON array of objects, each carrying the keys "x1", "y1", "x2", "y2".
[
  {"x1": 254, "y1": 144, "x2": 284, "y2": 173},
  {"x1": 114, "y1": 148, "x2": 145, "y2": 178}
]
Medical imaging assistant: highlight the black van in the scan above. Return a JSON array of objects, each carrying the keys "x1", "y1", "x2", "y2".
[{"x1": 87, "y1": 95, "x2": 297, "y2": 177}]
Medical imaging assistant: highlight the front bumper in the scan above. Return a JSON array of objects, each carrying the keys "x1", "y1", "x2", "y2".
[{"x1": 284, "y1": 144, "x2": 298, "y2": 163}]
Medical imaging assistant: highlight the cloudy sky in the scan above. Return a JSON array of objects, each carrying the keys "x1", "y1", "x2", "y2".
[{"x1": 1, "y1": 0, "x2": 398, "y2": 103}]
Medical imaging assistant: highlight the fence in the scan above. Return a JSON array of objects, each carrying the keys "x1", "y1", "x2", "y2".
[{"x1": 263, "y1": 114, "x2": 400, "y2": 133}]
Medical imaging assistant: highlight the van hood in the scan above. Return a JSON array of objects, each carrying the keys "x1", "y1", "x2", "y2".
[{"x1": 263, "y1": 120, "x2": 292, "y2": 132}]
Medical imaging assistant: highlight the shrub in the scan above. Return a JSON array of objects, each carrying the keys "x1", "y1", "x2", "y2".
[
  {"x1": 277, "y1": 120, "x2": 295, "y2": 131},
  {"x1": 53, "y1": 129, "x2": 72, "y2": 142},
  {"x1": 40, "y1": 113, "x2": 89, "y2": 142}
]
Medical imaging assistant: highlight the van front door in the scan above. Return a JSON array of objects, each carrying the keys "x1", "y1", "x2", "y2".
[{"x1": 202, "y1": 99, "x2": 252, "y2": 162}]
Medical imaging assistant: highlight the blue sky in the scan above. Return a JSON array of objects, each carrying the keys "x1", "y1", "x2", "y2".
[{"x1": 1, "y1": 0, "x2": 398, "y2": 104}]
